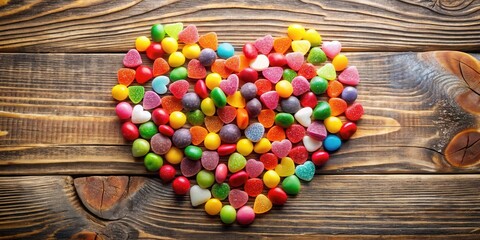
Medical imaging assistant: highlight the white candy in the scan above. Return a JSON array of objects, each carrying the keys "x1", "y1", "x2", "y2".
[
  {"x1": 302, "y1": 135, "x2": 323, "y2": 152},
  {"x1": 131, "y1": 105, "x2": 151, "y2": 124},
  {"x1": 294, "y1": 107, "x2": 312, "y2": 127},
  {"x1": 249, "y1": 54, "x2": 269, "y2": 71},
  {"x1": 190, "y1": 185, "x2": 211, "y2": 207}
]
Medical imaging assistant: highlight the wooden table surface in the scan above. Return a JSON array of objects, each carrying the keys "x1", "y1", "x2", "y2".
[{"x1": 1, "y1": 0, "x2": 480, "y2": 239}]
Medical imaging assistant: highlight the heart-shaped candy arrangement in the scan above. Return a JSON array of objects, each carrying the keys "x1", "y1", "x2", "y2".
[{"x1": 112, "y1": 23, "x2": 363, "y2": 225}]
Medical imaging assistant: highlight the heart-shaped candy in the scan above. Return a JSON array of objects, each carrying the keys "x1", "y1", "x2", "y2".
[
  {"x1": 187, "y1": 59, "x2": 207, "y2": 79},
  {"x1": 302, "y1": 135, "x2": 323, "y2": 152},
  {"x1": 291, "y1": 76, "x2": 310, "y2": 96},
  {"x1": 219, "y1": 74, "x2": 239, "y2": 96},
  {"x1": 151, "y1": 76, "x2": 170, "y2": 95},
  {"x1": 229, "y1": 189, "x2": 249, "y2": 209},
  {"x1": 250, "y1": 54, "x2": 269, "y2": 71},
  {"x1": 262, "y1": 67, "x2": 283, "y2": 84},
  {"x1": 254, "y1": 35, "x2": 274, "y2": 55},
  {"x1": 168, "y1": 80, "x2": 189, "y2": 99},
  {"x1": 190, "y1": 185, "x2": 211, "y2": 207},
  {"x1": 245, "y1": 159, "x2": 264, "y2": 178},
  {"x1": 295, "y1": 161, "x2": 315, "y2": 181},
  {"x1": 178, "y1": 25, "x2": 199, "y2": 44},
  {"x1": 271, "y1": 139, "x2": 292, "y2": 158},
  {"x1": 143, "y1": 91, "x2": 161, "y2": 110},
  {"x1": 153, "y1": 57, "x2": 170, "y2": 77},
  {"x1": 338, "y1": 66, "x2": 360, "y2": 86},
  {"x1": 286, "y1": 52, "x2": 304, "y2": 71},
  {"x1": 128, "y1": 86, "x2": 144, "y2": 104},
  {"x1": 274, "y1": 157, "x2": 295, "y2": 177},
  {"x1": 260, "y1": 91, "x2": 279, "y2": 110},
  {"x1": 164, "y1": 22, "x2": 183, "y2": 40},
  {"x1": 131, "y1": 105, "x2": 151, "y2": 124},
  {"x1": 117, "y1": 68, "x2": 136, "y2": 86},
  {"x1": 316, "y1": 63, "x2": 336, "y2": 81},
  {"x1": 253, "y1": 194, "x2": 272, "y2": 214},
  {"x1": 322, "y1": 40, "x2": 342, "y2": 59},
  {"x1": 294, "y1": 107, "x2": 312, "y2": 127},
  {"x1": 123, "y1": 49, "x2": 142, "y2": 68},
  {"x1": 201, "y1": 151, "x2": 219, "y2": 171}
]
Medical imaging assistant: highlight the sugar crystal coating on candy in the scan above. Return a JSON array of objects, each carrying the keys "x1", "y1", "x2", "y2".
[
  {"x1": 244, "y1": 123, "x2": 265, "y2": 142},
  {"x1": 169, "y1": 80, "x2": 189, "y2": 99},
  {"x1": 123, "y1": 49, "x2": 142, "y2": 68},
  {"x1": 143, "y1": 91, "x2": 161, "y2": 110},
  {"x1": 199, "y1": 32, "x2": 218, "y2": 50},
  {"x1": 254, "y1": 35, "x2": 274, "y2": 55},
  {"x1": 271, "y1": 139, "x2": 292, "y2": 158},
  {"x1": 321, "y1": 40, "x2": 342, "y2": 59},
  {"x1": 338, "y1": 66, "x2": 360, "y2": 86},
  {"x1": 219, "y1": 74, "x2": 239, "y2": 96},
  {"x1": 117, "y1": 68, "x2": 136, "y2": 86},
  {"x1": 181, "y1": 157, "x2": 202, "y2": 178},
  {"x1": 295, "y1": 161, "x2": 315, "y2": 181},
  {"x1": 178, "y1": 25, "x2": 199, "y2": 44},
  {"x1": 150, "y1": 133, "x2": 171, "y2": 155},
  {"x1": 229, "y1": 189, "x2": 249, "y2": 209},
  {"x1": 187, "y1": 59, "x2": 207, "y2": 79},
  {"x1": 262, "y1": 67, "x2": 283, "y2": 84},
  {"x1": 245, "y1": 159, "x2": 264, "y2": 178},
  {"x1": 286, "y1": 52, "x2": 304, "y2": 71}
]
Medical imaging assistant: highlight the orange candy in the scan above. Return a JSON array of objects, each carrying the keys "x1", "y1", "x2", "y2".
[
  {"x1": 153, "y1": 57, "x2": 170, "y2": 77},
  {"x1": 161, "y1": 96, "x2": 183, "y2": 114},
  {"x1": 328, "y1": 98, "x2": 348, "y2": 116},
  {"x1": 117, "y1": 68, "x2": 136, "y2": 86},
  {"x1": 211, "y1": 59, "x2": 233, "y2": 78},
  {"x1": 198, "y1": 32, "x2": 218, "y2": 50},
  {"x1": 236, "y1": 108, "x2": 249, "y2": 130},
  {"x1": 190, "y1": 126, "x2": 208, "y2": 145},
  {"x1": 266, "y1": 126, "x2": 286, "y2": 141},
  {"x1": 273, "y1": 37, "x2": 292, "y2": 54},
  {"x1": 258, "y1": 109, "x2": 276, "y2": 128},
  {"x1": 205, "y1": 116, "x2": 224, "y2": 133},
  {"x1": 332, "y1": 54, "x2": 348, "y2": 71},
  {"x1": 327, "y1": 80, "x2": 344, "y2": 98},
  {"x1": 225, "y1": 55, "x2": 241, "y2": 72},
  {"x1": 254, "y1": 79, "x2": 273, "y2": 96}
]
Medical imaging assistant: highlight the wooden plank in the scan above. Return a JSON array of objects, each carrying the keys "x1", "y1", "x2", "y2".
[
  {"x1": 0, "y1": 0, "x2": 479, "y2": 52},
  {"x1": 0, "y1": 52, "x2": 479, "y2": 175},
  {"x1": 0, "y1": 175, "x2": 479, "y2": 239}
]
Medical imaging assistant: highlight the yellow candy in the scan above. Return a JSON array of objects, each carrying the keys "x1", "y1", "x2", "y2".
[
  {"x1": 236, "y1": 138, "x2": 253, "y2": 156},
  {"x1": 226, "y1": 91, "x2": 246, "y2": 108},
  {"x1": 165, "y1": 146, "x2": 183, "y2": 164},
  {"x1": 182, "y1": 44, "x2": 201, "y2": 59},
  {"x1": 253, "y1": 194, "x2": 272, "y2": 214},
  {"x1": 263, "y1": 170, "x2": 280, "y2": 188},
  {"x1": 291, "y1": 40, "x2": 311, "y2": 55},
  {"x1": 169, "y1": 111, "x2": 186, "y2": 129},
  {"x1": 168, "y1": 52, "x2": 186, "y2": 67},
  {"x1": 254, "y1": 138, "x2": 272, "y2": 154},
  {"x1": 201, "y1": 98, "x2": 216, "y2": 116},
  {"x1": 287, "y1": 24, "x2": 305, "y2": 41},
  {"x1": 324, "y1": 116, "x2": 343, "y2": 133},
  {"x1": 111, "y1": 84, "x2": 129, "y2": 101},
  {"x1": 332, "y1": 54, "x2": 348, "y2": 71},
  {"x1": 274, "y1": 157, "x2": 295, "y2": 177},
  {"x1": 205, "y1": 198, "x2": 222, "y2": 215},
  {"x1": 204, "y1": 132, "x2": 221, "y2": 150},
  {"x1": 275, "y1": 80, "x2": 293, "y2": 98},
  {"x1": 161, "y1": 37, "x2": 178, "y2": 54},
  {"x1": 303, "y1": 29, "x2": 322, "y2": 47},
  {"x1": 135, "y1": 36, "x2": 151, "y2": 52},
  {"x1": 205, "y1": 73, "x2": 222, "y2": 90}
]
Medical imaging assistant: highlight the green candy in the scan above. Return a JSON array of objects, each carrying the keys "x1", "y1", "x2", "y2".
[
  {"x1": 196, "y1": 170, "x2": 215, "y2": 189},
  {"x1": 139, "y1": 121, "x2": 158, "y2": 139},
  {"x1": 220, "y1": 205, "x2": 236, "y2": 224},
  {"x1": 164, "y1": 22, "x2": 183, "y2": 40},
  {"x1": 228, "y1": 152, "x2": 246, "y2": 173},
  {"x1": 144, "y1": 152, "x2": 163, "y2": 171},
  {"x1": 211, "y1": 183, "x2": 230, "y2": 200},
  {"x1": 310, "y1": 76, "x2": 328, "y2": 95},
  {"x1": 151, "y1": 24, "x2": 165, "y2": 42},
  {"x1": 313, "y1": 101, "x2": 331, "y2": 120},
  {"x1": 282, "y1": 175, "x2": 301, "y2": 195},
  {"x1": 187, "y1": 110, "x2": 205, "y2": 126},
  {"x1": 316, "y1": 63, "x2": 336, "y2": 81},
  {"x1": 132, "y1": 139, "x2": 150, "y2": 157},
  {"x1": 170, "y1": 67, "x2": 187, "y2": 82},
  {"x1": 210, "y1": 87, "x2": 227, "y2": 108},
  {"x1": 274, "y1": 113, "x2": 295, "y2": 128},
  {"x1": 128, "y1": 86, "x2": 145, "y2": 104},
  {"x1": 282, "y1": 69, "x2": 297, "y2": 82},
  {"x1": 184, "y1": 145, "x2": 202, "y2": 160},
  {"x1": 307, "y1": 47, "x2": 327, "y2": 64}
]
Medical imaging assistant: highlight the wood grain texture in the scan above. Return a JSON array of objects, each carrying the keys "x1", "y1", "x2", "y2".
[
  {"x1": 0, "y1": 175, "x2": 479, "y2": 239},
  {"x1": 0, "y1": 52, "x2": 479, "y2": 175},
  {"x1": 0, "y1": 0, "x2": 479, "y2": 53}
]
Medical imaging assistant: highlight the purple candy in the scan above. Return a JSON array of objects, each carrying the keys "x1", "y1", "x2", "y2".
[
  {"x1": 182, "y1": 92, "x2": 201, "y2": 111},
  {"x1": 240, "y1": 82, "x2": 257, "y2": 100},
  {"x1": 246, "y1": 98, "x2": 262, "y2": 118},
  {"x1": 306, "y1": 121, "x2": 327, "y2": 141},
  {"x1": 180, "y1": 157, "x2": 202, "y2": 177},
  {"x1": 172, "y1": 128, "x2": 191, "y2": 148},
  {"x1": 150, "y1": 133, "x2": 171, "y2": 155},
  {"x1": 199, "y1": 48, "x2": 217, "y2": 66},
  {"x1": 341, "y1": 86, "x2": 358, "y2": 104},
  {"x1": 201, "y1": 151, "x2": 219, "y2": 171},
  {"x1": 219, "y1": 124, "x2": 241, "y2": 143}
]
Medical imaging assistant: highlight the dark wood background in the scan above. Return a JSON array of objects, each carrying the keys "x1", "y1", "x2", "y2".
[{"x1": 0, "y1": 0, "x2": 479, "y2": 239}]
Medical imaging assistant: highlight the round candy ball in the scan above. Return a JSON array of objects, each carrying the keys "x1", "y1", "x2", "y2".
[
  {"x1": 196, "y1": 170, "x2": 215, "y2": 189},
  {"x1": 115, "y1": 102, "x2": 132, "y2": 120},
  {"x1": 323, "y1": 135, "x2": 342, "y2": 152},
  {"x1": 220, "y1": 205, "x2": 236, "y2": 224},
  {"x1": 131, "y1": 138, "x2": 150, "y2": 157},
  {"x1": 280, "y1": 96, "x2": 301, "y2": 114},
  {"x1": 199, "y1": 48, "x2": 217, "y2": 67},
  {"x1": 172, "y1": 176, "x2": 190, "y2": 195},
  {"x1": 240, "y1": 82, "x2": 258, "y2": 100},
  {"x1": 219, "y1": 124, "x2": 241, "y2": 143},
  {"x1": 341, "y1": 86, "x2": 358, "y2": 104},
  {"x1": 144, "y1": 152, "x2": 163, "y2": 171},
  {"x1": 159, "y1": 164, "x2": 176, "y2": 182},
  {"x1": 205, "y1": 198, "x2": 223, "y2": 215},
  {"x1": 121, "y1": 122, "x2": 139, "y2": 141},
  {"x1": 172, "y1": 128, "x2": 192, "y2": 148},
  {"x1": 182, "y1": 93, "x2": 201, "y2": 111},
  {"x1": 236, "y1": 206, "x2": 255, "y2": 225},
  {"x1": 217, "y1": 43, "x2": 234, "y2": 59},
  {"x1": 246, "y1": 98, "x2": 262, "y2": 118}
]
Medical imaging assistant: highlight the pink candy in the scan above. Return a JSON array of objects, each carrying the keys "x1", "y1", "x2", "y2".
[
  {"x1": 116, "y1": 102, "x2": 133, "y2": 120},
  {"x1": 143, "y1": 91, "x2": 161, "y2": 110},
  {"x1": 338, "y1": 66, "x2": 360, "y2": 86},
  {"x1": 260, "y1": 91, "x2": 279, "y2": 109},
  {"x1": 322, "y1": 40, "x2": 342, "y2": 59},
  {"x1": 219, "y1": 74, "x2": 239, "y2": 95},
  {"x1": 254, "y1": 35, "x2": 274, "y2": 55},
  {"x1": 262, "y1": 67, "x2": 283, "y2": 84},
  {"x1": 271, "y1": 139, "x2": 292, "y2": 158},
  {"x1": 123, "y1": 49, "x2": 142, "y2": 68},
  {"x1": 286, "y1": 52, "x2": 304, "y2": 71},
  {"x1": 228, "y1": 189, "x2": 249, "y2": 209},
  {"x1": 245, "y1": 159, "x2": 264, "y2": 178},
  {"x1": 291, "y1": 76, "x2": 310, "y2": 96}
]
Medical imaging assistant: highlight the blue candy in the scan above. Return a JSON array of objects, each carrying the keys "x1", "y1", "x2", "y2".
[
  {"x1": 244, "y1": 122, "x2": 265, "y2": 142},
  {"x1": 151, "y1": 76, "x2": 170, "y2": 94},
  {"x1": 295, "y1": 161, "x2": 315, "y2": 181},
  {"x1": 323, "y1": 135, "x2": 342, "y2": 152},
  {"x1": 217, "y1": 43, "x2": 235, "y2": 59},
  {"x1": 341, "y1": 86, "x2": 357, "y2": 104}
]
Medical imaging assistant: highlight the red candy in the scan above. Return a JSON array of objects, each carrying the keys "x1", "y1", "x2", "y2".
[
  {"x1": 135, "y1": 65, "x2": 153, "y2": 84},
  {"x1": 159, "y1": 164, "x2": 176, "y2": 182},
  {"x1": 345, "y1": 102, "x2": 364, "y2": 121},
  {"x1": 298, "y1": 63, "x2": 316, "y2": 80},
  {"x1": 300, "y1": 92, "x2": 318, "y2": 109},
  {"x1": 260, "y1": 153, "x2": 278, "y2": 170},
  {"x1": 217, "y1": 106, "x2": 237, "y2": 124},
  {"x1": 244, "y1": 178, "x2": 264, "y2": 197},
  {"x1": 117, "y1": 68, "x2": 136, "y2": 86},
  {"x1": 255, "y1": 79, "x2": 273, "y2": 96},
  {"x1": 217, "y1": 144, "x2": 237, "y2": 156},
  {"x1": 178, "y1": 25, "x2": 199, "y2": 44},
  {"x1": 168, "y1": 80, "x2": 189, "y2": 99},
  {"x1": 153, "y1": 57, "x2": 170, "y2": 77},
  {"x1": 152, "y1": 108, "x2": 169, "y2": 125},
  {"x1": 267, "y1": 187, "x2": 288, "y2": 205},
  {"x1": 146, "y1": 42, "x2": 164, "y2": 60},
  {"x1": 158, "y1": 125, "x2": 174, "y2": 137},
  {"x1": 339, "y1": 122, "x2": 357, "y2": 140},
  {"x1": 194, "y1": 80, "x2": 209, "y2": 99},
  {"x1": 286, "y1": 124, "x2": 306, "y2": 143},
  {"x1": 238, "y1": 68, "x2": 258, "y2": 83},
  {"x1": 243, "y1": 43, "x2": 258, "y2": 59},
  {"x1": 121, "y1": 122, "x2": 139, "y2": 141},
  {"x1": 288, "y1": 146, "x2": 308, "y2": 164},
  {"x1": 187, "y1": 59, "x2": 207, "y2": 79},
  {"x1": 267, "y1": 53, "x2": 287, "y2": 67},
  {"x1": 312, "y1": 150, "x2": 329, "y2": 166},
  {"x1": 229, "y1": 171, "x2": 248, "y2": 187},
  {"x1": 172, "y1": 176, "x2": 190, "y2": 195}
]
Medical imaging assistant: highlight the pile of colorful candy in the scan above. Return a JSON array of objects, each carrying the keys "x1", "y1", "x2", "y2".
[{"x1": 112, "y1": 22, "x2": 363, "y2": 225}]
